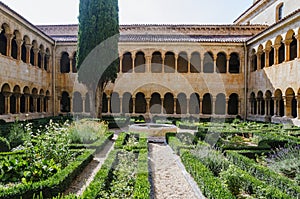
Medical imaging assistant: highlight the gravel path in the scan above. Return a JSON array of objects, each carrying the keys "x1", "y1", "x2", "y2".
[
  {"x1": 149, "y1": 143, "x2": 205, "y2": 199},
  {"x1": 63, "y1": 139, "x2": 115, "y2": 196}
]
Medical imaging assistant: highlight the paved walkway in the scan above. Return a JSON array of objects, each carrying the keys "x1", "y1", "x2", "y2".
[{"x1": 149, "y1": 143, "x2": 205, "y2": 199}]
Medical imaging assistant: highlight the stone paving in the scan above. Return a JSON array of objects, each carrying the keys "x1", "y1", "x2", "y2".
[{"x1": 149, "y1": 143, "x2": 205, "y2": 199}]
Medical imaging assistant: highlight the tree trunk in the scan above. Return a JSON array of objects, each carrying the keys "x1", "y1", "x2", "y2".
[{"x1": 88, "y1": 89, "x2": 96, "y2": 118}]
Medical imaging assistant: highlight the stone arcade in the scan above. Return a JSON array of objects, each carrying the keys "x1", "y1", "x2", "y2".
[{"x1": 0, "y1": 0, "x2": 299, "y2": 125}]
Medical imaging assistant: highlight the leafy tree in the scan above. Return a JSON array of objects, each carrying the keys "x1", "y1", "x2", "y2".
[{"x1": 77, "y1": 0, "x2": 119, "y2": 118}]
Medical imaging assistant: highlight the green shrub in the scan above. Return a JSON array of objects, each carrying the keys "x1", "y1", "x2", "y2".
[
  {"x1": 0, "y1": 137, "x2": 10, "y2": 152},
  {"x1": 7, "y1": 121, "x2": 30, "y2": 148}
]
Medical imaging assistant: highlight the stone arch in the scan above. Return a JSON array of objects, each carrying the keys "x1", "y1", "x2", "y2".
[
  {"x1": 60, "y1": 51, "x2": 70, "y2": 73},
  {"x1": 151, "y1": 51, "x2": 162, "y2": 73},
  {"x1": 285, "y1": 88, "x2": 297, "y2": 118},
  {"x1": 61, "y1": 91, "x2": 70, "y2": 113},
  {"x1": 228, "y1": 93, "x2": 239, "y2": 115},
  {"x1": 134, "y1": 51, "x2": 145, "y2": 73},
  {"x1": 163, "y1": 93, "x2": 174, "y2": 114},
  {"x1": 216, "y1": 52, "x2": 226, "y2": 73},
  {"x1": 135, "y1": 92, "x2": 146, "y2": 113},
  {"x1": 215, "y1": 93, "x2": 226, "y2": 115},
  {"x1": 0, "y1": 24, "x2": 8, "y2": 56},
  {"x1": 285, "y1": 30, "x2": 297, "y2": 61},
  {"x1": 164, "y1": 51, "x2": 175, "y2": 73},
  {"x1": 275, "y1": 35, "x2": 285, "y2": 64},
  {"x1": 122, "y1": 92, "x2": 133, "y2": 113},
  {"x1": 73, "y1": 92, "x2": 83, "y2": 113},
  {"x1": 176, "y1": 93, "x2": 187, "y2": 114},
  {"x1": 189, "y1": 93, "x2": 200, "y2": 114},
  {"x1": 111, "y1": 92, "x2": 120, "y2": 113},
  {"x1": 203, "y1": 52, "x2": 214, "y2": 73},
  {"x1": 276, "y1": 2, "x2": 284, "y2": 22},
  {"x1": 150, "y1": 92, "x2": 161, "y2": 114},
  {"x1": 177, "y1": 51, "x2": 188, "y2": 73},
  {"x1": 190, "y1": 52, "x2": 201, "y2": 73},
  {"x1": 229, "y1": 52, "x2": 240, "y2": 73},
  {"x1": 122, "y1": 52, "x2": 132, "y2": 73},
  {"x1": 202, "y1": 93, "x2": 212, "y2": 114}
]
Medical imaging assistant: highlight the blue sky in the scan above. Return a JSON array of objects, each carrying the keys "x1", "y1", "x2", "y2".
[{"x1": 0, "y1": 0, "x2": 253, "y2": 25}]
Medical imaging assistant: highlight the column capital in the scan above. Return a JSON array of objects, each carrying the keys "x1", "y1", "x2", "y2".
[
  {"x1": 284, "y1": 39, "x2": 293, "y2": 45},
  {"x1": 15, "y1": 39, "x2": 23, "y2": 46},
  {"x1": 3, "y1": 92, "x2": 11, "y2": 97}
]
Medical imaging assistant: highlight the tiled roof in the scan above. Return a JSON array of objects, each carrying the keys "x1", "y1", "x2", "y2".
[
  {"x1": 51, "y1": 35, "x2": 77, "y2": 42},
  {"x1": 120, "y1": 34, "x2": 251, "y2": 43}
]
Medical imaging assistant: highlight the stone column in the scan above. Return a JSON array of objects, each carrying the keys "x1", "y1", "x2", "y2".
[
  {"x1": 187, "y1": 55, "x2": 191, "y2": 73},
  {"x1": 212, "y1": 97, "x2": 216, "y2": 115},
  {"x1": 273, "y1": 97, "x2": 278, "y2": 116},
  {"x1": 226, "y1": 55, "x2": 230, "y2": 73},
  {"x1": 162, "y1": 54, "x2": 165, "y2": 73},
  {"x1": 40, "y1": 96, "x2": 44, "y2": 113},
  {"x1": 284, "y1": 39, "x2": 292, "y2": 62},
  {"x1": 132, "y1": 97, "x2": 136, "y2": 114},
  {"x1": 16, "y1": 39, "x2": 23, "y2": 60},
  {"x1": 33, "y1": 95, "x2": 38, "y2": 112},
  {"x1": 296, "y1": 34, "x2": 300, "y2": 59},
  {"x1": 119, "y1": 55, "x2": 123, "y2": 74},
  {"x1": 213, "y1": 55, "x2": 217, "y2": 73},
  {"x1": 107, "y1": 96, "x2": 111, "y2": 114},
  {"x1": 283, "y1": 96, "x2": 291, "y2": 117},
  {"x1": 69, "y1": 56, "x2": 73, "y2": 73},
  {"x1": 40, "y1": 52, "x2": 45, "y2": 69},
  {"x1": 25, "y1": 44, "x2": 32, "y2": 64},
  {"x1": 132, "y1": 54, "x2": 136, "y2": 73},
  {"x1": 15, "y1": 93, "x2": 21, "y2": 114},
  {"x1": 3, "y1": 92, "x2": 11, "y2": 114},
  {"x1": 226, "y1": 97, "x2": 229, "y2": 115},
  {"x1": 257, "y1": 52, "x2": 262, "y2": 70},
  {"x1": 186, "y1": 98, "x2": 190, "y2": 114},
  {"x1": 69, "y1": 96, "x2": 73, "y2": 113},
  {"x1": 145, "y1": 55, "x2": 151, "y2": 73},
  {"x1": 146, "y1": 98, "x2": 150, "y2": 114},
  {"x1": 273, "y1": 44, "x2": 280, "y2": 65},
  {"x1": 256, "y1": 98, "x2": 261, "y2": 115},
  {"x1": 24, "y1": 94, "x2": 30, "y2": 113},
  {"x1": 119, "y1": 97, "x2": 123, "y2": 114},
  {"x1": 265, "y1": 49, "x2": 270, "y2": 67},
  {"x1": 5, "y1": 33, "x2": 13, "y2": 57},
  {"x1": 82, "y1": 96, "x2": 86, "y2": 113},
  {"x1": 160, "y1": 98, "x2": 164, "y2": 114},
  {"x1": 173, "y1": 98, "x2": 177, "y2": 114},
  {"x1": 175, "y1": 54, "x2": 178, "y2": 73},
  {"x1": 33, "y1": 48, "x2": 39, "y2": 67},
  {"x1": 199, "y1": 97, "x2": 202, "y2": 115},
  {"x1": 265, "y1": 99, "x2": 269, "y2": 116}
]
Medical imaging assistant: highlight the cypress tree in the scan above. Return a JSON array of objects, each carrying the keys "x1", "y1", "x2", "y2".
[{"x1": 77, "y1": 0, "x2": 119, "y2": 118}]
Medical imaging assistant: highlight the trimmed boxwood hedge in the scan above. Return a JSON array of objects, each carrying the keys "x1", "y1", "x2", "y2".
[{"x1": 0, "y1": 149, "x2": 95, "y2": 199}]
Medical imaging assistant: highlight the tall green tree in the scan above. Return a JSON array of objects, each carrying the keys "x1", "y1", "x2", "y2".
[{"x1": 77, "y1": 0, "x2": 119, "y2": 118}]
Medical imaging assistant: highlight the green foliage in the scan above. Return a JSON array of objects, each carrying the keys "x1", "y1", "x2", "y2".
[
  {"x1": 7, "y1": 121, "x2": 30, "y2": 148},
  {"x1": 0, "y1": 137, "x2": 10, "y2": 152},
  {"x1": 114, "y1": 132, "x2": 128, "y2": 149},
  {"x1": 220, "y1": 165, "x2": 292, "y2": 199},
  {"x1": 181, "y1": 150, "x2": 235, "y2": 199},
  {"x1": 226, "y1": 151, "x2": 300, "y2": 197}
]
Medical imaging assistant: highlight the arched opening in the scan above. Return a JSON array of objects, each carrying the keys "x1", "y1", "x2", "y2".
[
  {"x1": 163, "y1": 93, "x2": 174, "y2": 114},
  {"x1": 260, "y1": 51, "x2": 265, "y2": 69},
  {"x1": 269, "y1": 47, "x2": 274, "y2": 66},
  {"x1": 20, "y1": 95, "x2": 25, "y2": 113},
  {"x1": 274, "y1": 89, "x2": 284, "y2": 117},
  {"x1": 285, "y1": 88, "x2": 297, "y2": 118},
  {"x1": 164, "y1": 51, "x2": 175, "y2": 73},
  {"x1": 21, "y1": 41, "x2": 27, "y2": 63},
  {"x1": 290, "y1": 33, "x2": 297, "y2": 60},
  {"x1": 229, "y1": 53, "x2": 240, "y2": 73},
  {"x1": 72, "y1": 52, "x2": 77, "y2": 73},
  {"x1": 215, "y1": 93, "x2": 226, "y2": 115},
  {"x1": 85, "y1": 93, "x2": 90, "y2": 113},
  {"x1": 202, "y1": 93, "x2": 212, "y2": 114},
  {"x1": 250, "y1": 92, "x2": 256, "y2": 114},
  {"x1": 102, "y1": 93, "x2": 108, "y2": 113},
  {"x1": 276, "y1": 3, "x2": 284, "y2": 22},
  {"x1": 150, "y1": 93, "x2": 161, "y2": 114},
  {"x1": 176, "y1": 93, "x2": 187, "y2": 114},
  {"x1": 37, "y1": 97, "x2": 41, "y2": 112},
  {"x1": 60, "y1": 52, "x2": 70, "y2": 73},
  {"x1": 134, "y1": 51, "x2": 145, "y2": 73},
  {"x1": 10, "y1": 94, "x2": 16, "y2": 114},
  {"x1": 257, "y1": 91, "x2": 265, "y2": 115},
  {"x1": 177, "y1": 52, "x2": 188, "y2": 73},
  {"x1": 30, "y1": 42, "x2": 36, "y2": 66},
  {"x1": 189, "y1": 93, "x2": 200, "y2": 114},
  {"x1": 216, "y1": 52, "x2": 226, "y2": 73},
  {"x1": 251, "y1": 50, "x2": 257, "y2": 72},
  {"x1": 61, "y1": 91, "x2": 70, "y2": 113},
  {"x1": 111, "y1": 92, "x2": 120, "y2": 113},
  {"x1": 203, "y1": 52, "x2": 214, "y2": 73},
  {"x1": 11, "y1": 34, "x2": 18, "y2": 59},
  {"x1": 122, "y1": 92, "x2": 133, "y2": 113},
  {"x1": 122, "y1": 52, "x2": 132, "y2": 73},
  {"x1": 135, "y1": 92, "x2": 146, "y2": 114},
  {"x1": 44, "y1": 48, "x2": 50, "y2": 71},
  {"x1": 73, "y1": 92, "x2": 83, "y2": 113},
  {"x1": 151, "y1": 51, "x2": 162, "y2": 73},
  {"x1": 190, "y1": 52, "x2": 201, "y2": 73},
  {"x1": 0, "y1": 25, "x2": 7, "y2": 56},
  {"x1": 228, "y1": 93, "x2": 239, "y2": 115},
  {"x1": 278, "y1": 40, "x2": 285, "y2": 64},
  {"x1": 38, "y1": 45, "x2": 43, "y2": 68}
]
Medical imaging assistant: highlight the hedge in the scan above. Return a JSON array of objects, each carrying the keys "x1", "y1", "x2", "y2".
[
  {"x1": 226, "y1": 151, "x2": 300, "y2": 198},
  {"x1": 0, "y1": 149, "x2": 95, "y2": 199},
  {"x1": 180, "y1": 150, "x2": 235, "y2": 199}
]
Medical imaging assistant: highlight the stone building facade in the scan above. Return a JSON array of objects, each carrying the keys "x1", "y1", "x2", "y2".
[{"x1": 0, "y1": 0, "x2": 299, "y2": 125}]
